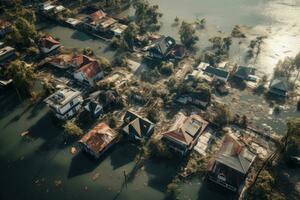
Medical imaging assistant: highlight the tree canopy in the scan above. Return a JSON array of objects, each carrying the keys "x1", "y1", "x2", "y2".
[
  {"x1": 179, "y1": 21, "x2": 199, "y2": 49},
  {"x1": 8, "y1": 60, "x2": 35, "y2": 96}
]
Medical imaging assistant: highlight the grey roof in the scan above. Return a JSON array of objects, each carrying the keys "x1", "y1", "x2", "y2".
[
  {"x1": 215, "y1": 135, "x2": 256, "y2": 174},
  {"x1": 203, "y1": 66, "x2": 229, "y2": 79},
  {"x1": 150, "y1": 36, "x2": 176, "y2": 56},
  {"x1": 234, "y1": 66, "x2": 255, "y2": 80},
  {"x1": 269, "y1": 78, "x2": 288, "y2": 92},
  {"x1": 216, "y1": 154, "x2": 253, "y2": 174},
  {"x1": 122, "y1": 110, "x2": 154, "y2": 138}
]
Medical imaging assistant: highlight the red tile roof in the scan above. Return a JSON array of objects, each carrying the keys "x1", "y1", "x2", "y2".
[
  {"x1": 80, "y1": 123, "x2": 117, "y2": 154},
  {"x1": 39, "y1": 36, "x2": 60, "y2": 49},
  {"x1": 50, "y1": 54, "x2": 73, "y2": 66},
  {"x1": 78, "y1": 61, "x2": 102, "y2": 79},
  {"x1": 90, "y1": 10, "x2": 107, "y2": 22},
  {"x1": 71, "y1": 54, "x2": 95, "y2": 68},
  {"x1": 0, "y1": 20, "x2": 10, "y2": 29},
  {"x1": 163, "y1": 113, "x2": 208, "y2": 147}
]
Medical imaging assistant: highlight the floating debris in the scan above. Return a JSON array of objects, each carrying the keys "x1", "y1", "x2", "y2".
[
  {"x1": 70, "y1": 147, "x2": 77, "y2": 154},
  {"x1": 54, "y1": 180, "x2": 62, "y2": 187},
  {"x1": 21, "y1": 131, "x2": 29, "y2": 137},
  {"x1": 92, "y1": 172, "x2": 100, "y2": 181}
]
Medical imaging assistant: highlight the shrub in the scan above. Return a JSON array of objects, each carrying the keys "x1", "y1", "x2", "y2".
[{"x1": 63, "y1": 121, "x2": 83, "y2": 137}]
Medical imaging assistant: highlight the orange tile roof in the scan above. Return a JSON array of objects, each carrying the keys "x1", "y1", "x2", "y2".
[
  {"x1": 163, "y1": 113, "x2": 208, "y2": 147},
  {"x1": 0, "y1": 20, "x2": 10, "y2": 29},
  {"x1": 39, "y1": 36, "x2": 60, "y2": 49},
  {"x1": 71, "y1": 54, "x2": 95, "y2": 67},
  {"x1": 78, "y1": 61, "x2": 102, "y2": 79},
  {"x1": 80, "y1": 123, "x2": 117, "y2": 154},
  {"x1": 90, "y1": 10, "x2": 107, "y2": 22},
  {"x1": 50, "y1": 54, "x2": 73, "y2": 65}
]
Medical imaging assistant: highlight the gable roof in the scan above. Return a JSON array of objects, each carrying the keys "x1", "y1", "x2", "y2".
[
  {"x1": 50, "y1": 54, "x2": 73, "y2": 68},
  {"x1": 163, "y1": 113, "x2": 208, "y2": 147},
  {"x1": 84, "y1": 100, "x2": 103, "y2": 113},
  {"x1": 77, "y1": 61, "x2": 102, "y2": 79},
  {"x1": 0, "y1": 20, "x2": 10, "y2": 29},
  {"x1": 71, "y1": 54, "x2": 95, "y2": 67},
  {"x1": 39, "y1": 36, "x2": 60, "y2": 49},
  {"x1": 80, "y1": 123, "x2": 117, "y2": 154},
  {"x1": 203, "y1": 66, "x2": 229, "y2": 79},
  {"x1": 122, "y1": 110, "x2": 154, "y2": 138},
  {"x1": 269, "y1": 77, "x2": 288, "y2": 92},
  {"x1": 89, "y1": 10, "x2": 107, "y2": 22},
  {"x1": 215, "y1": 134, "x2": 256, "y2": 174},
  {"x1": 234, "y1": 66, "x2": 255, "y2": 80},
  {"x1": 150, "y1": 36, "x2": 176, "y2": 56}
]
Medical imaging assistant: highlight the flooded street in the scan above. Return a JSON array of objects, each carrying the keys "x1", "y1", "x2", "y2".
[{"x1": 1, "y1": 0, "x2": 300, "y2": 200}]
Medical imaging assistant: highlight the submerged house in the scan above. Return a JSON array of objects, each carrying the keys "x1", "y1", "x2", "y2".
[
  {"x1": 110, "y1": 23, "x2": 128, "y2": 36},
  {"x1": 147, "y1": 36, "x2": 176, "y2": 61},
  {"x1": 234, "y1": 66, "x2": 256, "y2": 81},
  {"x1": 203, "y1": 65, "x2": 230, "y2": 82},
  {"x1": 268, "y1": 77, "x2": 288, "y2": 97},
  {"x1": 82, "y1": 10, "x2": 107, "y2": 32},
  {"x1": 0, "y1": 46, "x2": 16, "y2": 65},
  {"x1": 176, "y1": 92, "x2": 210, "y2": 108},
  {"x1": 84, "y1": 99, "x2": 103, "y2": 118},
  {"x1": 162, "y1": 113, "x2": 208, "y2": 155},
  {"x1": 79, "y1": 123, "x2": 118, "y2": 159},
  {"x1": 74, "y1": 61, "x2": 103, "y2": 86},
  {"x1": 0, "y1": 20, "x2": 11, "y2": 37},
  {"x1": 122, "y1": 110, "x2": 155, "y2": 141},
  {"x1": 71, "y1": 54, "x2": 96, "y2": 68},
  {"x1": 39, "y1": 36, "x2": 61, "y2": 54},
  {"x1": 207, "y1": 134, "x2": 256, "y2": 193},
  {"x1": 44, "y1": 87, "x2": 83, "y2": 120},
  {"x1": 49, "y1": 54, "x2": 73, "y2": 69}
]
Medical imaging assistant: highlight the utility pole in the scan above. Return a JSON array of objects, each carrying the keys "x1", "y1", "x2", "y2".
[{"x1": 123, "y1": 170, "x2": 127, "y2": 189}]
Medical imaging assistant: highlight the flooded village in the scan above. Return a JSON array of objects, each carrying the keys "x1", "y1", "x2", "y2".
[{"x1": 0, "y1": 0, "x2": 300, "y2": 200}]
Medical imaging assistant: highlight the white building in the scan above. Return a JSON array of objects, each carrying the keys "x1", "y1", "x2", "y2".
[{"x1": 44, "y1": 88, "x2": 83, "y2": 120}]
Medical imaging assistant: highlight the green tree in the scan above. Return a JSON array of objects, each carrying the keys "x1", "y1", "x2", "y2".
[
  {"x1": 179, "y1": 21, "x2": 199, "y2": 49},
  {"x1": 122, "y1": 22, "x2": 139, "y2": 50},
  {"x1": 213, "y1": 103, "x2": 232, "y2": 127},
  {"x1": 133, "y1": 0, "x2": 162, "y2": 32},
  {"x1": 63, "y1": 121, "x2": 83, "y2": 137},
  {"x1": 5, "y1": 17, "x2": 37, "y2": 50},
  {"x1": 8, "y1": 60, "x2": 35, "y2": 97}
]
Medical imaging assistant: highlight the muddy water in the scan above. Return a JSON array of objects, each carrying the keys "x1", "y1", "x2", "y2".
[
  {"x1": 1, "y1": 1, "x2": 300, "y2": 200},
  {"x1": 147, "y1": 0, "x2": 300, "y2": 75}
]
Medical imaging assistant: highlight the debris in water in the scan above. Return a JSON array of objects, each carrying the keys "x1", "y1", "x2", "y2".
[
  {"x1": 92, "y1": 172, "x2": 100, "y2": 181},
  {"x1": 54, "y1": 180, "x2": 62, "y2": 187},
  {"x1": 70, "y1": 147, "x2": 77, "y2": 154},
  {"x1": 21, "y1": 131, "x2": 29, "y2": 137}
]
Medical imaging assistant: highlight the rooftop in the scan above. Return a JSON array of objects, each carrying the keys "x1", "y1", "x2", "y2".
[
  {"x1": 39, "y1": 36, "x2": 60, "y2": 49},
  {"x1": 163, "y1": 113, "x2": 208, "y2": 147},
  {"x1": 71, "y1": 54, "x2": 95, "y2": 67},
  {"x1": 89, "y1": 10, "x2": 107, "y2": 22},
  {"x1": 44, "y1": 87, "x2": 82, "y2": 108},
  {"x1": 80, "y1": 123, "x2": 117, "y2": 155},
  {"x1": 77, "y1": 61, "x2": 102, "y2": 79},
  {"x1": 215, "y1": 134, "x2": 256, "y2": 174},
  {"x1": 0, "y1": 46, "x2": 15, "y2": 57},
  {"x1": 203, "y1": 66, "x2": 230, "y2": 79}
]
